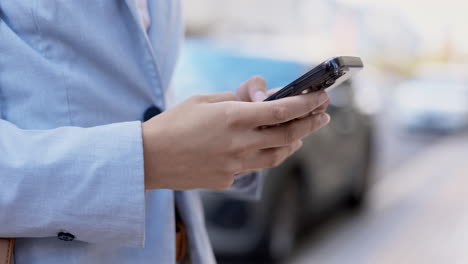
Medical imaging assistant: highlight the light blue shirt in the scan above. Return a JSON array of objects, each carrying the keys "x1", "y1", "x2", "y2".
[{"x1": 0, "y1": 1, "x2": 261, "y2": 263}]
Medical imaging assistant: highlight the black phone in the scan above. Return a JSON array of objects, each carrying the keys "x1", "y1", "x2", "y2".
[{"x1": 264, "y1": 56, "x2": 363, "y2": 101}]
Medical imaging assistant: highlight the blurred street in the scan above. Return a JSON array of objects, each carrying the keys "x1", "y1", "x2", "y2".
[
  {"x1": 173, "y1": 41, "x2": 468, "y2": 264},
  {"x1": 179, "y1": 1, "x2": 468, "y2": 262},
  {"x1": 287, "y1": 102, "x2": 468, "y2": 264}
]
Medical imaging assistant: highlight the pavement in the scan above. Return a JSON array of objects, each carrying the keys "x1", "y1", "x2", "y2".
[{"x1": 288, "y1": 132, "x2": 468, "y2": 264}]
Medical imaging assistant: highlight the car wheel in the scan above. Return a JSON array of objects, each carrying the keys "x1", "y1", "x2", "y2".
[{"x1": 257, "y1": 178, "x2": 300, "y2": 262}]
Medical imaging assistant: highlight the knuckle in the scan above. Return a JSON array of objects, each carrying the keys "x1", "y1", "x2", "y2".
[
  {"x1": 225, "y1": 138, "x2": 244, "y2": 157},
  {"x1": 289, "y1": 142, "x2": 299, "y2": 155},
  {"x1": 283, "y1": 124, "x2": 297, "y2": 144},
  {"x1": 266, "y1": 157, "x2": 277, "y2": 168},
  {"x1": 306, "y1": 92, "x2": 325, "y2": 110},
  {"x1": 309, "y1": 114, "x2": 322, "y2": 132},
  {"x1": 231, "y1": 144, "x2": 247, "y2": 156},
  {"x1": 228, "y1": 145, "x2": 255, "y2": 170},
  {"x1": 237, "y1": 141, "x2": 255, "y2": 155},
  {"x1": 224, "y1": 104, "x2": 243, "y2": 128},
  {"x1": 307, "y1": 95, "x2": 319, "y2": 110},
  {"x1": 268, "y1": 150, "x2": 285, "y2": 168},
  {"x1": 223, "y1": 156, "x2": 243, "y2": 174},
  {"x1": 272, "y1": 105, "x2": 289, "y2": 122}
]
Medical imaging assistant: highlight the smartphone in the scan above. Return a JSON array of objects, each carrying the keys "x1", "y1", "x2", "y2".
[{"x1": 264, "y1": 56, "x2": 363, "y2": 101}]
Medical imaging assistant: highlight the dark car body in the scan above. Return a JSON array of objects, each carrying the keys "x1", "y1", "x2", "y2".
[{"x1": 172, "y1": 39, "x2": 374, "y2": 262}]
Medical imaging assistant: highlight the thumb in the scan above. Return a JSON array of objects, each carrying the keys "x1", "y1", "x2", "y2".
[{"x1": 247, "y1": 76, "x2": 268, "y2": 102}]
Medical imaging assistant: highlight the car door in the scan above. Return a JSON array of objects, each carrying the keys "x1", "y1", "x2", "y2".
[{"x1": 304, "y1": 82, "x2": 362, "y2": 205}]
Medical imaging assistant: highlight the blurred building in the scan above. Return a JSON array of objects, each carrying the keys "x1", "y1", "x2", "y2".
[{"x1": 183, "y1": 0, "x2": 468, "y2": 68}]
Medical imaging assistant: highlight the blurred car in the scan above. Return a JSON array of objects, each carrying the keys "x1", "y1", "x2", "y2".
[
  {"x1": 394, "y1": 68, "x2": 468, "y2": 133},
  {"x1": 171, "y1": 39, "x2": 374, "y2": 262}
]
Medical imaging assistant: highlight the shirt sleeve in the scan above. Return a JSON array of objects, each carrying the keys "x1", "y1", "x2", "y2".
[{"x1": 0, "y1": 119, "x2": 146, "y2": 248}]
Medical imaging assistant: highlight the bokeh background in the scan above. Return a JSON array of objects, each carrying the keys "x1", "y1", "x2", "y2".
[{"x1": 170, "y1": 0, "x2": 468, "y2": 263}]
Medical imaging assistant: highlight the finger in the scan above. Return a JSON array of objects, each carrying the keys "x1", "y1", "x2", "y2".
[
  {"x1": 297, "y1": 98, "x2": 329, "y2": 119},
  {"x1": 240, "y1": 140, "x2": 303, "y2": 171},
  {"x1": 312, "y1": 99, "x2": 330, "y2": 114},
  {"x1": 252, "y1": 112, "x2": 330, "y2": 148},
  {"x1": 195, "y1": 92, "x2": 239, "y2": 103},
  {"x1": 237, "y1": 76, "x2": 268, "y2": 102},
  {"x1": 237, "y1": 90, "x2": 329, "y2": 127}
]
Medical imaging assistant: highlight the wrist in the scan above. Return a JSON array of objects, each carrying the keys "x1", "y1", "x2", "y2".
[{"x1": 142, "y1": 122, "x2": 158, "y2": 190}]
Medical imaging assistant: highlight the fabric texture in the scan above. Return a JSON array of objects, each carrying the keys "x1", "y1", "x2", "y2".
[{"x1": 0, "y1": 0, "x2": 262, "y2": 263}]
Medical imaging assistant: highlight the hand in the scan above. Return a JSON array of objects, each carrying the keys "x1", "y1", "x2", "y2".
[{"x1": 143, "y1": 78, "x2": 330, "y2": 191}]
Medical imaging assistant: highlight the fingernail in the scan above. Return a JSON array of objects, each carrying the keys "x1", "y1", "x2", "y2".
[
  {"x1": 318, "y1": 92, "x2": 328, "y2": 104},
  {"x1": 320, "y1": 113, "x2": 330, "y2": 125},
  {"x1": 254, "y1": 91, "x2": 266, "y2": 102}
]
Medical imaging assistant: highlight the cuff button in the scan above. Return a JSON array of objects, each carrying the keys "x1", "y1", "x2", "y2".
[
  {"x1": 143, "y1": 105, "x2": 162, "y2": 121},
  {"x1": 57, "y1": 232, "x2": 75, "y2": 242}
]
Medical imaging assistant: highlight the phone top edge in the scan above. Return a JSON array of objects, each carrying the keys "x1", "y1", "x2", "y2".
[
  {"x1": 329, "y1": 56, "x2": 364, "y2": 68},
  {"x1": 285, "y1": 56, "x2": 362, "y2": 87}
]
